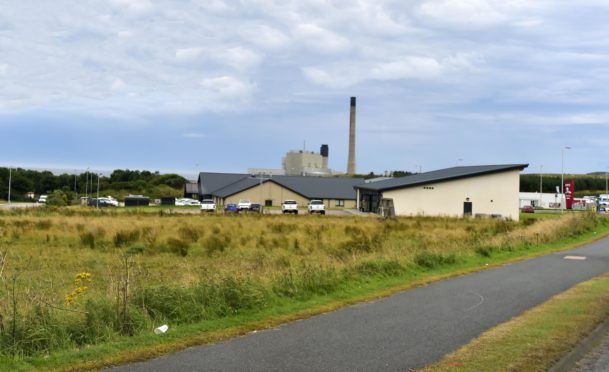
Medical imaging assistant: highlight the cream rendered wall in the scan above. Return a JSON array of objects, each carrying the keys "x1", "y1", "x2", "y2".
[
  {"x1": 225, "y1": 182, "x2": 308, "y2": 206},
  {"x1": 382, "y1": 170, "x2": 521, "y2": 221}
]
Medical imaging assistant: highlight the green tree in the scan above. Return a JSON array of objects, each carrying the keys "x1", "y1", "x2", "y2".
[{"x1": 46, "y1": 190, "x2": 68, "y2": 206}]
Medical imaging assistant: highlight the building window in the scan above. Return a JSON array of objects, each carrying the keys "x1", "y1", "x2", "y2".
[
  {"x1": 335, "y1": 199, "x2": 345, "y2": 207},
  {"x1": 423, "y1": 186, "x2": 434, "y2": 190},
  {"x1": 265, "y1": 199, "x2": 273, "y2": 207}
]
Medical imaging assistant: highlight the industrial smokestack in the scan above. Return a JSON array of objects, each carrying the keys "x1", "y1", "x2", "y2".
[
  {"x1": 320, "y1": 144, "x2": 329, "y2": 169},
  {"x1": 347, "y1": 97, "x2": 356, "y2": 175}
]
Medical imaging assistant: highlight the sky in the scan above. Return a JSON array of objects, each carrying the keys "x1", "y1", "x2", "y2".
[{"x1": 1, "y1": 0, "x2": 609, "y2": 178}]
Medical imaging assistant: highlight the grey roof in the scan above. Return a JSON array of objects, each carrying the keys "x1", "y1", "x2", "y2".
[
  {"x1": 197, "y1": 172, "x2": 364, "y2": 200},
  {"x1": 355, "y1": 164, "x2": 528, "y2": 192},
  {"x1": 198, "y1": 172, "x2": 249, "y2": 196},
  {"x1": 273, "y1": 176, "x2": 364, "y2": 199},
  {"x1": 184, "y1": 182, "x2": 199, "y2": 194}
]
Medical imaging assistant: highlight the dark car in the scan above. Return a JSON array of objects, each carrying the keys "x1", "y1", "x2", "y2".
[
  {"x1": 250, "y1": 203, "x2": 263, "y2": 213},
  {"x1": 521, "y1": 205, "x2": 535, "y2": 213},
  {"x1": 224, "y1": 203, "x2": 239, "y2": 213}
]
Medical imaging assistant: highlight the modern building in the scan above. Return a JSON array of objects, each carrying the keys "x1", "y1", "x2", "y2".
[
  {"x1": 354, "y1": 164, "x2": 528, "y2": 220},
  {"x1": 197, "y1": 172, "x2": 364, "y2": 208}
]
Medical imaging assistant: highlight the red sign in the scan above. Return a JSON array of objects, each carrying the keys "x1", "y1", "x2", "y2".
[{"x1": 564, "y1": 180, "x2": 575, "y2": 209}]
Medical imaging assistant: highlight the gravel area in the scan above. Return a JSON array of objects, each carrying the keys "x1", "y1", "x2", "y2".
[{"x1": 573, "y1": 330, "x2": 609, "y2": 371}]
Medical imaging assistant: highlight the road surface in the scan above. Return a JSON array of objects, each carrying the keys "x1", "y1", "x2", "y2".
[{"x1": 112, "y1": 236, "x2": 609, "y2": 371}]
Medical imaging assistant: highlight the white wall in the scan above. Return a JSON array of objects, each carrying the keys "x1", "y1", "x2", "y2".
[
  {"x1": 382, "y1": 170, "x2": 521, "y2": 221},
  {"x1": 519, "y1": 192, "x2": 564, "y2": 209}
]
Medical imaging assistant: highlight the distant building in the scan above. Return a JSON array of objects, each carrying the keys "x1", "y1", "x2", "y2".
[
  {"x1": 283, "y1": 144, "x2": 331, "y2": 176},
  {"x1": 247, "y1": 168, "x2": 286, "y2": 176}
]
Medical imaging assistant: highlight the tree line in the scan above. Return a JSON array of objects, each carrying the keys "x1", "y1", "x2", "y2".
[
  {"x1": 520, "y1": 174, "x2": 608, "y2": 195},
  {"x1": 0, "y1": 167, "x2": 187, "y2": 201}
]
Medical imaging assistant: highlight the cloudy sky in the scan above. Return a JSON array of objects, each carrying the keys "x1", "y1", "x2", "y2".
[{"x1": 1, "y1": 0, "x2": 608, "y2": 177}]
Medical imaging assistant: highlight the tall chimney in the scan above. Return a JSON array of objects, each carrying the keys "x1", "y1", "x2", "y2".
[{"x1": 347, "y1": 97, "x2": 356, "y2": 175}]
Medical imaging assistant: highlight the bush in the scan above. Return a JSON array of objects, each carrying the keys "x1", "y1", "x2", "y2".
[
  {"x1": 46, "y1": 190, "x2": 68, "y2": 207},
  {"x1": 166, "y1": 238, "x2": 189, "y2": 256},
  {"x1": 113, "y1": 230, "x2": 140, "y2": 247},
  {"x1": 414, "y1": 251, "x2": 457, "y2": 269}
]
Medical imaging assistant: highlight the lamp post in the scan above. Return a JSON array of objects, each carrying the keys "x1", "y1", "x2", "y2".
[
  {"x1": 96, "y1": 173, "x2": 100, "y2": 209},
  {"x1": 539, "y1": 165, "x2": 543, "y2": 208},
  {"x1": 605, "y1": 168, "x2": 608, "y2": 195},
  {"x1": 8, "y1": 166, "x2": 11, "y2": 204},
  {"x1": 561, "y1": 146, "x2": 571, "y2": 212}
]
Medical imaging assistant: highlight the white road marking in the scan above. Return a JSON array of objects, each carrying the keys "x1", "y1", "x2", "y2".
[
  {"x1": 465, "y1": 291, "x2": 485, "y2": 312},
  {"x1": 564, "y1": 255, "x2": 587, "y2": 260}
]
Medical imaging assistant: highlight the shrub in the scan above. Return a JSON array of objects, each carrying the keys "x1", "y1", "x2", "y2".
[
  {"x1": 80, "y1": 232, "x2": 96, "y2": 249},
  {"x1": 414, "y1": 251, "x2": 457, "y2": 269},
  {"x1": 475, "y1": 246, "x2": 494, "y2": 257},
  {"x1": 113, "y1": 230, "x2": 140, "y2": 247},
  {"x1": 166, "y1": 238, "x2": 189, "y2": 257},
  {"x1": 178, "y1": 225, "x2": 201, "y2": 243},
  {"x1": 204, "y1": 235, "x2": 230, "y2": 256}
]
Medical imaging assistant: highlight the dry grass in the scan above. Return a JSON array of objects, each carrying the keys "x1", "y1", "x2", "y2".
[{"x1": 0, "y1": 208, "x2": 604, "y2": 360}]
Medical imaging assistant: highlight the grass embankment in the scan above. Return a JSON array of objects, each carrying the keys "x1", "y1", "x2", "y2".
[
  {"x1": 423, "y1": 272, "x2": 609, "y2": 371},
  {"x1": 0, "y1": 208, "x2": 607, "y2": 370}
]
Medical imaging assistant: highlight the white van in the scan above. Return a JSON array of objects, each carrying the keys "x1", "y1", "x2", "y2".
[{"x1": 37, "y1": 195, "x2": 48, "y2": 203}]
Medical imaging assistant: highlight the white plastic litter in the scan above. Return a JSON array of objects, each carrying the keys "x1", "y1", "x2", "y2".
[{"x1": 154, "y1": 324, "x2": 169, "y2": 334}]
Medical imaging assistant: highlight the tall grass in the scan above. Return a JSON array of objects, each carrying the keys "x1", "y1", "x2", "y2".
[{"x1": 0, "y1": 208, "x2": 605, "y2": 358}]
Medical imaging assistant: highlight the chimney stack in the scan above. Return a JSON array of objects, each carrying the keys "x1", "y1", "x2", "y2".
[
  {"x1": 347, "y1": 97, "x2": 356, "y2": 175},
  {"x1": 320, "y1": 144, "x2": 329, "y2": 169}
]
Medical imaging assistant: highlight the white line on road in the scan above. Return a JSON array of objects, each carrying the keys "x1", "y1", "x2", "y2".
[{"x1": 564, "y1": 255, "x2": 587, "y2": 260}]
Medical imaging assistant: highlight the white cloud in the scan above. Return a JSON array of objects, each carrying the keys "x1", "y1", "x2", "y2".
[
  {"x1": 200, "y1": 76, "x2": 256, "y2": 98},
  {"x1": 295, "y1": 23, "x2": 352, "y2": 54}
]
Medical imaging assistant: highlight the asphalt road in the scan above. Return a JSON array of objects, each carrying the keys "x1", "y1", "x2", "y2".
[{"x1": 112, "y1": 236, "x2": 609, "y2": 372}]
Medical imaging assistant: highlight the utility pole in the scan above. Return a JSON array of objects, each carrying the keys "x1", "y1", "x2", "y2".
[
  {"x1": 96, "y1": 173, "x2": 100, "y2": 209},
  {"x1": 561, "y1": 146, "x2": 571, "y2": 213},
  {"x1": 8, "y1": 166, "x2": 11, "y2": 204},
  {"x1": 539, "y1": 165, "x2": 543, "y2": 208}
]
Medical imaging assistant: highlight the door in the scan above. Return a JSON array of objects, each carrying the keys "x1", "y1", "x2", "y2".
[{"x1": 463, "y1": 202, "x2": 473, "y2": 216}]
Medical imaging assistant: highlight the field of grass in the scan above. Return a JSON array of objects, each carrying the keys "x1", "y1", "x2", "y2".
[{"x1": 0, "y1": 207, "x2": 607, "y2": 369}]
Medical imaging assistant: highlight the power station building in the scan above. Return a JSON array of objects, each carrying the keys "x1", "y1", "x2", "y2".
[{"x1": 282, "y1": 144, "x2": 330, "y2": 176}]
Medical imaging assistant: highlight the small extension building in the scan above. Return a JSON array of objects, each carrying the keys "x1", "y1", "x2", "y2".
[
  {"x1": 197, "y1": 172, "x2": 364, "y2": 208},
  {"x1": 355, "y1": 164, "x2": 528, "y2": 220}
]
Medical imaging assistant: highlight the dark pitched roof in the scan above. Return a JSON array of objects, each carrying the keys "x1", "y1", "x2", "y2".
[
  {"x1": 198, "y1": 172, "x2": 249, "y2": 196},
  {"x1": 273, "y1": 176, "x2": 364, "y2": 199},
  {"x1": 197, "y1": 172, "x2": 364, "y2": 200},
  {"x1": 355, "y1": 164, "x2": 528, "y2": 192}
]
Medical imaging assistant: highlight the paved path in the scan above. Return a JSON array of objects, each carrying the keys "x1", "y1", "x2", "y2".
[{"x1": 112, "y1": 237, "x2": 609, "y2": 372}]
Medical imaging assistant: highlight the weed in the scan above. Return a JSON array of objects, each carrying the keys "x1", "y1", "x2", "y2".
[
  {"x1": 414, "y1": 251, "x2": 457, "y2": 269},
  {"x1": 114, "y1": 230, "x2": 140, "y2": 247}
]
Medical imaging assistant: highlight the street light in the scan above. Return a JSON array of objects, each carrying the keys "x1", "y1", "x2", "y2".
[
  {"x1": 7, "y1": 166, "x2": 11, "y2": 204},
  {"x1": 96, "y1": 173, "x2": 100, "y2": 209},
  {"x1": 539, "y1": 165, "x2": 543, "y2": 208},
  {"x1": 561, "y1": 146, "x2": 571, "y2": 212},
  {"x1": 605, "y1": 167, "x2": 608, "y2": 195}
]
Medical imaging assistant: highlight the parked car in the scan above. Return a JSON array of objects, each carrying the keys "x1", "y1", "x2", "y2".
[
  {"x1": 176, "y1": 198, "x2": 201, "y2": 206},
  {"x1": 200, "y1": 199, "x2": 216, "y2": 212},
  {"x1": 521, "y1": 205, "x2": 535, "y2": 213},
  {"x1": 37, "y1": 195, "x2": 48, "y2": 204},
  {"x1": 308, "y1": 200, "x2": 326, "y2": 215},
  {"x1": 281, "y1": 200, "x2": 299, "y2": 214},
  {"x1": 250, "y1": 203, "x2": 263, "y2": 213},
  {"x1": 224, "y1": 203, "x2": 239, "y2": 213},
  {"x1": 237, "y1": 199, "x2": 252, "y2": 211}
]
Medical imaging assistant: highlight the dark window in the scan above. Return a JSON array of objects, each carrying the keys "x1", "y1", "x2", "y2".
[{"x1": 265, "y1": 199, "x2": 273, "y2": 207}]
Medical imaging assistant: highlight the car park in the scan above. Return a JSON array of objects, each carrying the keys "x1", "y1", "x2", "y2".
[
  {"x1": 281, "y1": 200, "x2": 299, "y2": 214},
  {"x1": 200, "y1": 199, "x2": 216, "y2": 212},
  {"x1": 224, "y1": 203, "x2": 239, "y2": 213}
]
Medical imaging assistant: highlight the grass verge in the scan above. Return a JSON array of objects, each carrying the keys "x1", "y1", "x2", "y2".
[
  {"x1": 421, "y1": 272, "x2": 609, "y2": 372},
  {"x1": 3, "y1": 217, "x2": 608, "y2": 371}
]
